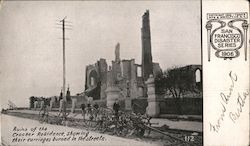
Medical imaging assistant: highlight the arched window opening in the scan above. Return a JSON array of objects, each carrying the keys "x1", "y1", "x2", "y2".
[
  {"x1": 195, "y1": 69, "x2": 201, "y2": 83},
  {"x1": 90, "y1": 77, "x2": 95, "y2": 86},
  {"x1": 137, "y1": 66, "x2": 142, "y2": 77},
  {"x1": 88, "y1": 70, "x2": 98, "y2": 87}
]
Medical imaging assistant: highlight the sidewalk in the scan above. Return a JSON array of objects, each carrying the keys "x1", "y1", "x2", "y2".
[
  {"x1": 150, "y1": 118, "x2": 202, "y2": 132},
  {"x1": 159, "y1": 114, "x2": 202, "y2": 121},
  {"x1": 7, "y1": 109, "x2": 202, "y2": 132}
]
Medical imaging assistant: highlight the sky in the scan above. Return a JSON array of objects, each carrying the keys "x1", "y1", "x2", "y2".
[{"x1": 0, "y1": 1, "x2": 201, "y2": 108}]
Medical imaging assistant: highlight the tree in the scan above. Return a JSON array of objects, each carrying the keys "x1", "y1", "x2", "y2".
[
  {"x1": 155, "y1": 66, "x2": 201, "y2": 115},
  {"x1": 156, "y1": 66, "x2": 198, "y2": 98}
]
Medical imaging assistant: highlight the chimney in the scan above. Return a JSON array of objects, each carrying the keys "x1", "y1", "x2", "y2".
[{"x1": 141, "y1": 10, "x2": 153, "y2": 81}]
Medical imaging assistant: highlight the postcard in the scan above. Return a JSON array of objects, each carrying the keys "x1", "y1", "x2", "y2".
[{"x1": 0, "y1": 0, "x2": 248, "y2": 146}]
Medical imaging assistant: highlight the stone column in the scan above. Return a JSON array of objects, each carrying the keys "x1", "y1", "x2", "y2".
[
  {"x1": 125, "y1": 98, "x2": 132, "y2": 110},
  {"x1": 125, "y1": 80, "x2": 132, "y2": 110},
  {"x1": 138, "y1": 87, "x2": 144, "y2": 97},
  {"x1": 87, "y1": 97, "x2": 93, "y2": 105},
  {"x1": 106, "y1": 86, "x2": 120, "y2": 109},
  {"x1": 34, "y1": 101, "x2": 38, "y2": 110},
  {"x1": 59, "y1": 99, "x2": 63, "y2": 112},
  {"x1": 50, "y1": 97, "x2": 55, "y2": 111},
  {"x1": 146, "y1": 74, "x2": 160, "y2": 117},
  {"x1": 40, "y1": 100, "x2": 44, "y2": 110},
  {"x1": 71, "y1": 98, "x2": 77, "y2": 113}
]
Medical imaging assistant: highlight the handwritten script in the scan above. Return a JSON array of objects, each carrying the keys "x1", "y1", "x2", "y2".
[{"x1": 210, "y1": 71, "x2": 249, "y2": 133}]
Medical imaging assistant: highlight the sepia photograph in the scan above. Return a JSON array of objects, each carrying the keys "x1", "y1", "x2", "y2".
[{"x1": 0, "y1": 1, "x2": 204, "y2": 146}]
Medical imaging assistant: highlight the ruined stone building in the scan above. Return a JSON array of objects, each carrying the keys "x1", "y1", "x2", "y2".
[
  {"x1": 29, "y1": 10, "x2": 202, "y2": 116},
  {"x1": 84, "y1": 10, "x2": 162, "y2": 101}
]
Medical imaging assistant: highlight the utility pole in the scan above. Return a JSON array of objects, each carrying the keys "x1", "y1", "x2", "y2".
[
  {"x1": 56, "y1": 17, "x2": 72, "y2": 117},
  {"x1": 56, "y1": 16, "x2": 72, "y2": 101},
  {"x1": 62, "y1": 18, "x2": 66, "y2": 102}
]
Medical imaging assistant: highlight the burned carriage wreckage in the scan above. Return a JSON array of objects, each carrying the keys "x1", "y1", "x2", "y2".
[{"x1": 29, "y1": 10, "x2": 202, "y2": 144}]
